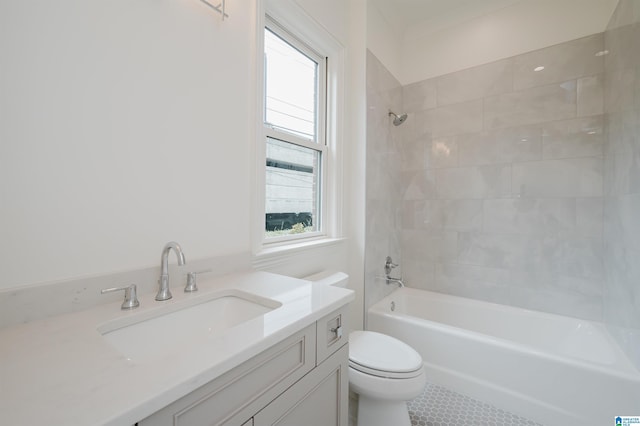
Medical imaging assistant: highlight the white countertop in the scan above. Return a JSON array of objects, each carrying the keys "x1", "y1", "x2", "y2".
[{"x1": 0, "y1": 271, "x2": 354, "y2": 426}]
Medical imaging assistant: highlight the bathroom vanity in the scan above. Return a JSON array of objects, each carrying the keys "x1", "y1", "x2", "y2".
[
  {"x1": 141, "y1": 305, "x2": 350, "y2": 425},
  {"x1": 0, "y1": 271, "x2": 353, "y2": 426}
]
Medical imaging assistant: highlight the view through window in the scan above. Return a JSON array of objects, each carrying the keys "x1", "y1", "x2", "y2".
[{"x1": 263, "y1": 24, "x2": 326, "y2": 239}]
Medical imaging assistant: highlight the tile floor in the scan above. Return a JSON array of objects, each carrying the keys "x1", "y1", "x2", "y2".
[
  {"x1": 407, "y1": 383, "x2": 542, "y2": 426},
  {"x1": 349, "y1": 382, "x2": 543, "y2": 426}
]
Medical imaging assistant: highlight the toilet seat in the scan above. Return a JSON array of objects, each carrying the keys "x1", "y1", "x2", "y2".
[{"x1": 349, "y1": 331, "x2": 423, "y2": 379}]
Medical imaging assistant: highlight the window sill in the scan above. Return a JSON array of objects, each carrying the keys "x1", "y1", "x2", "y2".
[{"x1": 252, "y1": 237, "x2": 346, "y2": 270}]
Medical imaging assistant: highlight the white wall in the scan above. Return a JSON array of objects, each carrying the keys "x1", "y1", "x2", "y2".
[
  {"x1": 366, "y1": 3, "x2": 403, "y2": 83},
  {"x1": 0, "y1": 0, "x2": 253, "y2": 289},
  {"x1": 0, "y1": 0, "x2": 366, "y2": 313}
]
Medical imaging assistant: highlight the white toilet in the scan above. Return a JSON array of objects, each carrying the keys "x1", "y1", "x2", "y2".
[
  {"x1": 349, "y1": 330, "x2": 426, "y2": 426},
  {"x1": 304, "y1": 271, "x2": 427, "y2": 426}
]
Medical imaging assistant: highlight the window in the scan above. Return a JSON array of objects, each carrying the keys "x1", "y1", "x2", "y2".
[{"x1": 262, "y1": 18, "x2": 327, "y2": 242}]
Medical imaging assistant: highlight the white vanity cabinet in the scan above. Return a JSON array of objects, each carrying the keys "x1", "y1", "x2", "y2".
[
  {"x1": 253, "y1": 344, "x2": 348, "y2": 426},
  {"x1": 139, "y1": 305, "x2": 349, "y2": 426}
]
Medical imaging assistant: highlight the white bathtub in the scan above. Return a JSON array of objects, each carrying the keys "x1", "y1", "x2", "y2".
[{"x1": 368, "y1": 288, "x2": 640, "y2": 426}]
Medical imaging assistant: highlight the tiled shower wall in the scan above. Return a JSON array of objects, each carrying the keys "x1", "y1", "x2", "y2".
[
  {"x1": 365, "y1": 51, "x2": 403, "y2": 311},
  {"x1": 398, "y1": 34, "x2": 606, "y2": 321},
  {"x1": 365, "y1": 0, "x2": 640, "y2": 373},
  {"x1": 366, "y1": 33, "x2": 607, "y2": 320},
  {"x1": 603, "y1": 0, "x2": 640, "y2": 369}
]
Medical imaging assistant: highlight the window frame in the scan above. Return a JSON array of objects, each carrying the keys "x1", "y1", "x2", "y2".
[
  {"x1": 262, "y1": 17, "x2": 327, "y2": 244},
  {"x1": 254, "y1": 2, "x2": 344, "y2": 253},
  {"x1": 263, "y1": 20, "x2": 326, "y2": 146}
]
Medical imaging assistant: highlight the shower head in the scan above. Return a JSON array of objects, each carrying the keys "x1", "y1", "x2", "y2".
[{"x1": 389, "y1": 111, "x2": 408, "y2": 126}]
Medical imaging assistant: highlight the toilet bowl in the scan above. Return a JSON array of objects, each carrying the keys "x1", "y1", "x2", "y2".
[
  {"x1": 349, "y1": 330, "x2": 426, "y2": 426},
  {"x1": 303, "y1": 271, "x2": 427, "y2": 426}
]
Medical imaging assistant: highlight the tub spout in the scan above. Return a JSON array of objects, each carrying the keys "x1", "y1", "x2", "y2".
[{"x1": 386, "y1": 276, "x2": 405, "y2": 288}]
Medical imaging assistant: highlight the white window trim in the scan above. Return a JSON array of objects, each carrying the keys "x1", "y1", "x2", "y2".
[{"x1": 252, "y1": 0, "x2": 345, "y2": 258}]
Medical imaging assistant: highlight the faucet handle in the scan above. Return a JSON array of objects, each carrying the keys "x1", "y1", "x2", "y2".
[
  {"x1": 385, "y1": 256, "x2": 399, "y2": 275},
  {"x1": 101, "y1": 284, "x2": 140, "y2": 310},
  {"x1": 184, "y1": 269, "x2": 212, "y2": 292}
]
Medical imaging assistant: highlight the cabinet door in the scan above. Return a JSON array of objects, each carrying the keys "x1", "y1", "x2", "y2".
[
  {"x1": 140, "y1": 324, "x2": 315, "y2": 426},
  {"x1": 254, "y1": 344, "x2": 348, "y2": 426}
]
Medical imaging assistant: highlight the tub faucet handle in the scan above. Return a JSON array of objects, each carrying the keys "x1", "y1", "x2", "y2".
[{"x1": 385, "y1": 256, "x2": 398, "y2": 275}]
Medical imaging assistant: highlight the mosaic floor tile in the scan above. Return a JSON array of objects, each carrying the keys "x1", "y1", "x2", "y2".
[{"x1": 408, "y1": 383, "x2": 542, "y2": 426}]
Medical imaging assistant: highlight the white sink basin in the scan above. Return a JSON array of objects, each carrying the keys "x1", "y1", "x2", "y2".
[{"x1": 97, "y1": 290, "x2": 281, "y2": 362}]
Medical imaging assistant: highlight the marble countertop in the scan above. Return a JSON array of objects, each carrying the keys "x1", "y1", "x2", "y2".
[{"x1": 0, "y1": 271, "x2": 354, "y2": 425}]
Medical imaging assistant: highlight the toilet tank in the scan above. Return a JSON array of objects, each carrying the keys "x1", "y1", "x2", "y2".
[{"x1": 303, "y1": 271, "x2": 349, "y2": 288}]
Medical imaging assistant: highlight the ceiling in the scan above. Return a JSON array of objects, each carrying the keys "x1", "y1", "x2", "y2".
[
  {"x1": 367, "y1": 0, "x2": 619, "y2": 83},
  {"x1": 369, "y1": 0, "x2": 527, "y2": 38}
]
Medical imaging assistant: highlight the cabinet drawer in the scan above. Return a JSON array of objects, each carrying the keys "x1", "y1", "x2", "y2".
[
  {"x1": 140, "y1": 324, "x2": 316, "y2": 426},
  {"x1": 316, "y1": 306, "x2": 349, "y2": 365}
]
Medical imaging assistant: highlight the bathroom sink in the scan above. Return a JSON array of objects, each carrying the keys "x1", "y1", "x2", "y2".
[{"x1": 97, "y1": 291, "x2": 281, "y2": 362}]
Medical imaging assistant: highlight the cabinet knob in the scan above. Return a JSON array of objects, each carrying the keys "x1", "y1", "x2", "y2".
[{"x1": 330, "y1": 326, "x2": 343, "y2": 339}]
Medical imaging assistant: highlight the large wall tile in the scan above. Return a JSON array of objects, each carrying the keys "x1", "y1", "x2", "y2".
[
  {"x1": 402, "y1": 229, "x2": 458, "y2": 262},
  {"x1": 403, "y1": 199, "x2": 483, "y2": 231},
  {"x1": 604, "y1": 68, "x2": 638, "y2": 114},
  {"x1": 457, "y1": 232, "x2": 531, "y2": 270},
  {"x1": 440, "y1": 199, "x2": 484, "y2": 231},
  {"x1": 513, "y1": 34, "x2": 604, "y2": 90},
  {"x1": 484, "y1": 82, "x2": 577, "y2": 129},
  {"x1": 605, "y1": 22, "x2": 640, "y2": 72},
  {"x1": 399, "y1": 136, "x2": 430, "y2": 171},
  {"x1": 609, "y1": 193, "x2": 640, "y2": 253},
  {"x1": 483, "y1": 198, "x2": 576, "y2": 235},
  {"x1": 604, "y1": 0, "x2": 640, "y2": 369},
  {"x1": 403, "y1": 110, "x2": 434, "y2": 142},
  {"x1": 430, "y1": 99, "x2": 484, "y2": 137},
  {"x1": 436, "y1": 59, "x2": 513, "y2": 106},
  {"x1": 604, "y1": 243, "x2": 640, "y2": 328},
  {"x1": 555, "y1": 275, "x2": 603, "y2": 299},
  {"x1": 457, "y1": 125, "x2": 542, "y2": 166},
  {"x1": 603, "y1": 110, "x2": 640, "y2": 195},
  {"x1": 402, "y1": 169, "x2": 437, "y2": 200},
  {"x1": 509, "y1": 286, "x2": 602, "y2": 321},
  {"x1": 434, "y1": 262, "x2": 512, "y2": 306},
  {"x1": 402, "y1": 259, "x2": 435, "y2": 290},
  {"x1": 512, "y1": 158, "x2": 603, "y2": 198},
  {"x1": 402, "y1": 200, "x2": 437, "y2": 230},
  {"x1": 578, "y1": 75, "x2": 604, "y2": 116},
  {"x1": 429, "y1": 137, "x2": 459, "y2": 168},
  {"x1": 576, "y1": 197, "x2": 604, "y2": 238},
  {"x1": 366, "y1": 49, "x2": 403, "y2": 107},
  {"x1": 400, "y1": 135, "x2": 459, "y2": 171},
  {"x1": 403, "y1": 78, "x2": 437, "y2": 113},
  {"x1": 542, "y1": 115, "x2": 604, "y2": 159},
  {"x1": 436, "y1": 262, "x2": 510, "y2": 286},
  {"x1": 528, "y1": 234, "x2": 604, "y2": 283},
  {"x1": 437, "y1": 165, "x2": 511, "y2": 199}
]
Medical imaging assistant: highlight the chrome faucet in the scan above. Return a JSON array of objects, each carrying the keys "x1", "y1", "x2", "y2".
[
  {"x1": 386, "y1": 276, "x2": 405, "y2": 288},
  {"x1": 384, "y1": 256, "x2": 405, "y2": 288},
  {"x1": 156, "y1": 241, "x2": 186, "y2": 301}
]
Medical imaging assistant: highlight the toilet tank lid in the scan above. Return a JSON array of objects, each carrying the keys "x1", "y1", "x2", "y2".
[{"x1": 349, "y1": 331, "x2": 423, "y2": 373}]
